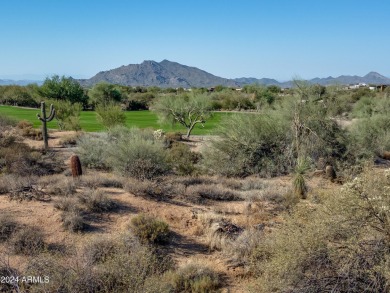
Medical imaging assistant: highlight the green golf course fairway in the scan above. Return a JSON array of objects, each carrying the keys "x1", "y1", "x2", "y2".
[{"x1": 0, "y1": 105, "x2": 228, "y2": 134}]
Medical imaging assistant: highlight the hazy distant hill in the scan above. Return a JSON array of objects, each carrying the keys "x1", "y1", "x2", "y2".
[
  {"x1": 78, "y1": 60, "x2": 239, "y2": 88},
  {"x1": 309, "y1": 72, "x2": 390, "y2": 86},
  {"x1": 233, "y1": 77, "x2": 281, "y2": 86},
  {"x1": 0, "y1": 79, "x2": 43, "y2": 86}
]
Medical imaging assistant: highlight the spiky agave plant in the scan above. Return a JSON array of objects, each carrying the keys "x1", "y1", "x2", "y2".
[{"x1": 293, "y1": 157, "x2": 310, "y2": 199}]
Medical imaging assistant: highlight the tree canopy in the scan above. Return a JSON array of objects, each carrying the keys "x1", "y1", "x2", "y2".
[
  {"x1": 88, "y1": 82, "x2": 122, "y2": 107},
  {"x1": 39, "y1": 75, "x2": 87, "y2": 105},
  {"x1": 152, "y1": 93, "x2": 212, "y2": 137}
]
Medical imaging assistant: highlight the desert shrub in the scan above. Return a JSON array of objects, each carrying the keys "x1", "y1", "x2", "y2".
[
  {"x1": 130, "y1": 214, "x2": 171, "y2": 244},
  {"x1": 77, "y1": 127, "x2": 170, "y2": 179},
  {"x1": 0, "y1": 138, "x2": 61, "y2": 176},
  {"x1": 38, "y1": 174, "x2": 77, "y2": 196},
  {"x1": 0, "y1": 174, "x2": 37, "y2": 195},
  {"x1": 81, "y1": 173, "x2": 124, "y2": 189},
  {"x1": 95, "y1": 240, "x2": 173, "y2": 292},
  {"x1": 164, "y1": 131, "x2": 182, "y2": 147},
  {"x1": 58, "y1": 132, "x2": 83, "y2": 147},
  {"x1": 186, "y1": 183, "x2": 241, "y2": 201},
  {"x1": 17, "y1": 120, "x2": 43, "y2": 140},
  {"x1": 10, "y1": 227, "x2": 46, "y2": 255},
  {"x1": 77, "y1": 133, "x2": 110, "y2": 170},
  {"x1": 106, "y1": 127, "x2": 169, "y2": 179},
  {"x1": 351, "y1": 87, "x2": 375, "y2": 102},
  {"x1": 169, "y1": 176, "x2": 216, "y2": 187},
  {"x1": 0, "y1": 215, "x2": 18, "y2": 242},
  {"x1": 0, "y1": 140, "x2": 38, "y2": 175},
  {"x1": 83, "y1": 236, "x2": 118, "y2": 265},
  {"x1": 203, "y1": 112, "x2": 291, "y2": 177},
  {"x1": 0, "y1": 174, "x2": 12, "y2": 194},
  {"x1": 166, "y1": 263, "x2": 220, "y2": 293},
  {"x1": 0, "y1": 114, "x2": 17, "y2": 128},
  {"x1": 96, "y1": 102, "x2": 126, "y2": 129},
  {"x1": 350, "y1": 114, "x2": 390, "y2": 158},
  {"x1": 49, "y1": 99, "x2": 82, "y2": 130},
  {"x1": 61, "y1": 209, "x2": 87, "y2": 232},
  {"x1": 54, "y1": 197, "x2": 79, "y2": 212},
  {"x1": 24, "y1": 254, "x2": 70, "y2": 293},
  {"x1": 0, "y1": 261, "x2": 19, "y2": 292},
  {"x1": 78, "y1": 189, "x2": 118, "y2": 213},
  {"x1": 124, "y1": 177, "x2": 184, "y2": 201},
  {"x1": 352, "y1": 96, "x2": 376, "y2": 118},
  {"x1": 224, "y1": 229, "x2": 263, "y2": 267},
  {"x1": 167, "y1": 142, "x2": 201, "y2": 175},
  {"x1": 239, "y1": 177, "x2": 267, "y2": 191},
  {"x1": 206, "y1": 221, "x2": 244, "y2": 251},
  {"x1": 249, "y1": 168, "x2": 390, "y2": 292}
]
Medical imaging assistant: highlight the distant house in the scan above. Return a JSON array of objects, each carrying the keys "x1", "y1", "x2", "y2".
[
  {"x1": 377, "y1": 85, "x2": 388, "y2": 92},
  {"x1": 347, "y1": 83, "x2": 368, "y2": 90}
]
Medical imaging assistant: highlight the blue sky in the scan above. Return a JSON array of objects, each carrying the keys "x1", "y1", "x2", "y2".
[{"x1": 0, "y1": 0, "x2": 389, "y2": 81}]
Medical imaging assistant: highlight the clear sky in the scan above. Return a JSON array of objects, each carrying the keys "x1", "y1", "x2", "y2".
[{"x1": 1, "y1": 0, "x2": 389, "y2": 81}]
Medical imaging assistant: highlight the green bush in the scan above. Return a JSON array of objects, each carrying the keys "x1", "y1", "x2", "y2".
[
  {"x1": 77, "y1": 127, "x2": 170, "y2": 179},
  {"x1": 77, "y1": 133, "x2": 110, "y2": 170},
  {"x1": 96, "y1": 102, "x2": 126, "y2": 129},
  {"x1": 106, "y1": 127, "x2": 169, "y2": 179},
  {"x1": 49, "y1": 99, "x2": 82, "y2": 130},
  {"x1": 350, "y1": 114, "x2": 390, "y2": 158},
  {"x1": 130, "y1": 214, "x2": 170, "y2": 244},
  {"x1": 203, "y1": 113, "x2": 291, "y2": 177}
]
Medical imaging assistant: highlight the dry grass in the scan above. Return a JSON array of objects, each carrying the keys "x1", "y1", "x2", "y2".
[
  {"x1": 185, "y1": 183, "x2": 241, "y2": 201},
  {"x1": 61, "y1": 209, "x2": 87, "y2": 232},
  {"x1": 78, "y1": 189, "x2": 118, "y2": 213},
  {"x1": 165, "y1": 261, "x2": 221, "y2": 293},
  {"x1": 81, "y1": 173, "x2": 124, "y2": 189},
  {"x1": 82, "y1": 235, "x2": 119, "y2": 265},
  {"x1": 9, "y1": 227, "x2": 46, "y2": 256},
  {"x1": 0, "y1": 215, "x2": 19, "y2": 242},
  {"x1": 38, "y1": 174, "x2": 77, "y2": 196},
  {"x1": 58, "y1": 132, "x2": 83, "y2": 147}
]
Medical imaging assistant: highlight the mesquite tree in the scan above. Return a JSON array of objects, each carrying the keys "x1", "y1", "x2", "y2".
[
  {"x1": 37, "y1": 101, "x2": 55, "y2": 149},
  {"x1": 152, "y1": 93, "x2": 212, "y2": 138}
]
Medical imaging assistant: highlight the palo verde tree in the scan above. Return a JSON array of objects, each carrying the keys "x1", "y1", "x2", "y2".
[
  {"x1": 152, "y1": 93, "x2": 212, "y2": 138},
  {"x1": 88, "y1": 82, "x2": 122, "y2": 107}
]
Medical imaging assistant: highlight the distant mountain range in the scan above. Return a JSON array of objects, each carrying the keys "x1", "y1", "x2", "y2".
[
  {"x1": 78, "y1": 60, "x2": 239, "y2": 88},
  {"x1": 1, "y1": 60, "x2": 390, "y2": 88},
  {"x1": 0, "y1": 79, "x2": 43, "y2": 86},
  {"x1": 78, "y1": 60, "x2": 390, "y2": 88}
]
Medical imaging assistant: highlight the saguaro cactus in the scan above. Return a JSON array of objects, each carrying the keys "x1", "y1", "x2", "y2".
[
  {"x1": 37, "y1": 101, "x2": 55, "y2": 149},
  {"x1": 70, "y1": 155, "x2": 82, "y2": 177}
]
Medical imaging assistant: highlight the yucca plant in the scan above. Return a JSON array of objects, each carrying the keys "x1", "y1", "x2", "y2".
[{"x1": 293, "y1": 157, "x2": 310, "y2": 199}]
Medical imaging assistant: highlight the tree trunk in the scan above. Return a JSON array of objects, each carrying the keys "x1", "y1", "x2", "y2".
[{"x1": 186, "y1": 124, "x2": 196, "y2": 138}]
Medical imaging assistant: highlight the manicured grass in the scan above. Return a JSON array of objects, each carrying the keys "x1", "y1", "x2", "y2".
[{"x1": 0, "y1": 105, "x2": 229, "y2": 134}]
